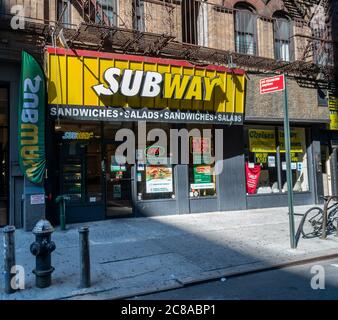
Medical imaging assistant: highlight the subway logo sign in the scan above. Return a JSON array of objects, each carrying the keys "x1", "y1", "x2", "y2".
[{"x1": 47, "y1": 48, "x2": 246, "y2": 124}]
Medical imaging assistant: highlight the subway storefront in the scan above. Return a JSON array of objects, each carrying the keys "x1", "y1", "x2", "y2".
[{"x1": 45, "y1": 48, "x2": 247, "y2": 223}]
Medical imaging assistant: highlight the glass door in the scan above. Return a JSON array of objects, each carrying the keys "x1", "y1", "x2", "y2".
[{"x1": 105, "y1": 143, "x2": 133, "y2": 217}]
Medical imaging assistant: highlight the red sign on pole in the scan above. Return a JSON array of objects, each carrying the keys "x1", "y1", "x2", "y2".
[{"x1": 260, "y1": 74, "x2": 285, "y2": 94}]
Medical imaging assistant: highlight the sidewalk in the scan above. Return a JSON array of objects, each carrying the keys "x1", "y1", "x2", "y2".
[{"x1": 1, "y1": 205, "x2": 338, "y2": 300}]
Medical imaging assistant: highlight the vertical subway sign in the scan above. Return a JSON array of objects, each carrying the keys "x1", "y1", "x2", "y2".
[{"x1": 18, "y1": 51, "x2": 46, "y2": 184}]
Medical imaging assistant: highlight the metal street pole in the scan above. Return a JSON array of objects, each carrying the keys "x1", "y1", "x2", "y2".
[{"x1": 283, "y1": 77, "x2": 296, "y2": 249}]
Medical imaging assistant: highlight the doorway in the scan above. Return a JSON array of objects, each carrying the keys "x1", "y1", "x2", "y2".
[
  {"x1": 104, "y1": 143, "x2": 134, "y2": 217},
  {"x1": 0, "y1": 86, "x2": 8, "y2": 227}
]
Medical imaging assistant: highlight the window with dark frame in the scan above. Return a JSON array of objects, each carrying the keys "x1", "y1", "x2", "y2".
[
  {"x1": 182, "y1": 0, "x2": 207, "y2": 45},
  {"x1": 273, "y1": 12, "x2": 292, "y2": 62},
  {"x1": 317, "y1": 87, "x2": 328, "y2": 107},
  {"x1": 95, "y1": 0, "x2": 118, "y2": 27},
  {"x1": 234, "y1": 3, "x2": 257, "y2": 55},
  {"x1": 132, "y1": 0, "x2": 145, "y2": 32},
  {"x1": 58, "y1": 0, "x2": 71, "y2": 26}
]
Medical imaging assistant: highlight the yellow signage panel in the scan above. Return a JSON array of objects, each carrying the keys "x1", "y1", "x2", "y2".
[
  {"x1": 249, "y1": 128, "x2": 304, "y2": 153},
  {"x1": 46, "y1": 47, "x2": 246, "y2": 124},
  {"x1": 329, "y1": 95, "x2": 338, "y2": 130},
  {"x1": 249, "y1": 129, "x2": 276, "y2": 153},
  {"x1": 279, "y1": 129, "x2": 304, "y2": 153}
]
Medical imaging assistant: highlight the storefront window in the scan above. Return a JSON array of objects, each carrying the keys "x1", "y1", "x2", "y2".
[
  {"x1": 244, "y1": 126, "x2": 309, "y2": 194},
  {"x1": 136, "y1": 123, "x2": 175, "y2": 200},
  {"x1": 188, "y1": 125, "x2": 216, "y2": 198},
  {"x1": 279, "y1": 127, "x2": 309, "y2": 192}
]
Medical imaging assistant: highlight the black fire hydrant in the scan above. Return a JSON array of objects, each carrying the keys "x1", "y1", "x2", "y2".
[{"x1": 30, "y1": 219, "x2": 56, "y2": 288}]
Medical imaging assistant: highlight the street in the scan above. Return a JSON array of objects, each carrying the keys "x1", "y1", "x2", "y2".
[{"x1": 131, "y1": 258, "x2": 338, "y2": 300}]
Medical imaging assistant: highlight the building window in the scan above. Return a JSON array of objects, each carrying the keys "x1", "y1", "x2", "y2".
[
  {"x1": 273, "y1": 12, "x2": 292, "y2": 62},
  {"x1": 182, "y1": 0, "x2": 208, "y2": 46},
  {"x1": 58, "y1": 0, "x2": 71, "y2": 26},
  {"x1": 317, "y1": 88, "x2": 328, "y2": 107},
  {"x1": 234, "y1": 2, "x2": 257, "y2": 55},
  {"x1": 188, "y1": 124, "x2": 216, "y2": 198},
  {"x1": 312, "y1": 26, "x2": 333, "y2": 66},
  {"x1": 95, "y1": 0, "x2": 118, "y2": 26},
  {"x1": 132, "y1": 0, "x2": 145, "y2": 31},
  {"x1": 244, "y1": 126, "x2": 309, "y2": 195}
]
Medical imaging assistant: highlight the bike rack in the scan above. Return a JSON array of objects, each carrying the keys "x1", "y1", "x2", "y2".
[{"x1": 321, "y1": 195, "x2": 338, "y2": 240}]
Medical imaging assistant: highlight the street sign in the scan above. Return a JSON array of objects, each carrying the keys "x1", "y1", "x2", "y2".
[
  {"x1": 258, "y1": 73, "x2": 296, "y2": 249},
  {"x1": 260, "y1": 74, "x2": 285, "y2": 94}
]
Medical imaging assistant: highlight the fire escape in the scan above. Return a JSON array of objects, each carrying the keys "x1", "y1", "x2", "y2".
[{"x1": 0, "y1": 0, "x2": 334, "y2": 83}]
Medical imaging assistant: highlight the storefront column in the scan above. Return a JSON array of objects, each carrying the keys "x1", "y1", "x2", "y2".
[
  {"x1": 176, "y1": 164, "x2": 189, "y2": 214},
  {"x1": 312, "y1": 127, "x2": 325, "y2": 204},
  {"x1": 218, "y1": 126, "x2": 246, "y2": 211}
]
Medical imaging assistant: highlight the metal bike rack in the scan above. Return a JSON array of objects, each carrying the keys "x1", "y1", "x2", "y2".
[{"x1": 321, "y1": 195, "x2": 338, "y2": 240}]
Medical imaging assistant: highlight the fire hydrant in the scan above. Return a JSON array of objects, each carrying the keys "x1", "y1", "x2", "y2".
[
  {"x1": 55, "y1": 195, "x2": 70, "y2": 230},
  {"x1": 30, "y1": 219, "x2": 56, "y2": 288}
]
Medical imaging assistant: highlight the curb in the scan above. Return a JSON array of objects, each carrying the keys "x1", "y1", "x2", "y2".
[{"x1": 64, "y1": 249, "x2": 338, "y2": 300}]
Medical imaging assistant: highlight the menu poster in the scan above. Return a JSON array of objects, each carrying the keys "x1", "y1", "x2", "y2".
[
  {"x1": 146, "y1": 165, "x2": 173, "y2": 193},
  {"x1": 193, "y1": 165, "x2": 212, "y2": 184}
]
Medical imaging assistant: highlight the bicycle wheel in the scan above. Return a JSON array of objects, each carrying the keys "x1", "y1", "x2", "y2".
[{"x1": 301, "y1": 207, "x2": 323, "y2": 238}]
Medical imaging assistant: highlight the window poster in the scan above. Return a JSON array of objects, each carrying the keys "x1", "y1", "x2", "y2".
[
  {"x1": 146, "y1": 165, "x2": 173, "y2": 193},
  {"x1": 113, "y1": 184, "x2": 121, "y2": 199},
  {"x1": 255, "y1": 153, "x2": 268, "y2": 164},
  {"x1": 279, "y1": 129, "x2": 303, "y2": 153},
  {"x1": 193, "y1": 165, "x2": 212, "y2": 184},
  {"x1": 268, "y1": 156, "x2": 275, "y2": 167}
]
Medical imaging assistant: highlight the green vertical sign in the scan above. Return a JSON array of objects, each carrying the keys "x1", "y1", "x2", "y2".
[{"x1": 18, "y1": 51, "x2": 46, "y2": 184}]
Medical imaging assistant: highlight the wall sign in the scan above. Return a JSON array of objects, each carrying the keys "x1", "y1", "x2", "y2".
[
  {"x1": 30, "y1": 194, "x2": 45, "y2": 205},
  {"x1": 93, "y1": 67, "x2": 221, "y2": 101},
  {"x1": 47, "y1": 48, "x2": 246, "y2": 125}
]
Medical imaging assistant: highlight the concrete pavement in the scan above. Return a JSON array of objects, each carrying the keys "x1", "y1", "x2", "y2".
[{"x1": 1, "y1": 205, "x2": 338, "y2": 300}]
